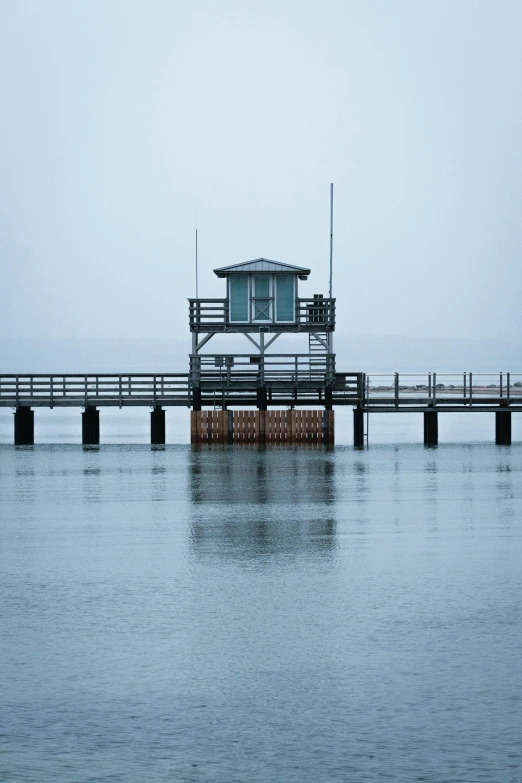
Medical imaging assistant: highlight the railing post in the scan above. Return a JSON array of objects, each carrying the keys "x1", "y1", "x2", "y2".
[
  {"x1": 119, "y1": 375, "x2": 122, "y2": 408},
  {"x1": 500, "y1": 372, "x2": 503, "y2": 398},
  {"x1": 433, "y1": 373, "x2": 437, "y2": 405},
  {"x1": 463, "y1": 372, "x2": 466, "y2": 400},
  {"x1": 50, "y1": 375, "x2": 54, "y2": 408},
  {"x1": 428, "y1": 372, "x2": 432, "y2": 399},
  {"x1": 394, "y1": 373, "x2": 399, "y2": 407},
  {"x1": 16, "y1": 376, "x2": 19, "y2": 406},
  {"x1": 84, "y1": 376, "x2": 88, "y2": 407},
  {"x1": 469, "y1": 372, "x2": 473, "y2": 406},
  {"x1": 507, "y1": 372, "x2": 510, "y2": 405}
]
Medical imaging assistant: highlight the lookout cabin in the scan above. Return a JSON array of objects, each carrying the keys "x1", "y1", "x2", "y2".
[{"x1": 189, "y1": 258, "x2": 335, "y2": 334}]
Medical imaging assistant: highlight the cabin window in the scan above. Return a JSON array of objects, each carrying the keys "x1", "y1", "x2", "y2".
[
  {"x1": 253, "y1": 275, "x2": 272, "y2": 321},
  {"x1": 229, "y1": 274, "x2": 249, "y2": 321},
  {"x1": 276, "y1": 274, "x2": 294, "y2": 322}
]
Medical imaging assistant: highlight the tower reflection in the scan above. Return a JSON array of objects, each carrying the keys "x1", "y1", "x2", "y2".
[{"x1": 188, "y1": 447, "x2": 337, "y2": 559}]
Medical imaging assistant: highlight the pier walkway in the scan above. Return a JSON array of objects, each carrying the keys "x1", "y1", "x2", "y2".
[{"x1": 1, "y1": 370, "x2": 520, "y2": 446}]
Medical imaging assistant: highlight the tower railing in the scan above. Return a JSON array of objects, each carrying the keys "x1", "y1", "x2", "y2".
[
  {"x1": 189, "y1": 353, "x2": 336, "y2": 388},
  {"x1": 188, "y1": 298, "x2": 335, "y2": 331}
]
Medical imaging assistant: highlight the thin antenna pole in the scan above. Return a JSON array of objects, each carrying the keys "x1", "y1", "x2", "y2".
[
  {"x1": 329, "y1": 183, "x2": 334, "y2": 299},
  {"x1": 195, "y1": 227, "x2": 198, "y2": 299}
]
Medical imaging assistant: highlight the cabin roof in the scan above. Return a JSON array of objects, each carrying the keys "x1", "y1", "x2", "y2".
[{"x1": 213, "y1": 258, "x2": 310, "y2": 279}]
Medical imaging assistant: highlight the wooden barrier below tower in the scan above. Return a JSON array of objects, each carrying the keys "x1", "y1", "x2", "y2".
[{"x1": 190, "y1": 410, "x2": 334, "y2": 445}]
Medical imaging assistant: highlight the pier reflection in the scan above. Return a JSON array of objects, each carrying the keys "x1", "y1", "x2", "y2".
[{"x1": 188, "y1": 446, "x2": 337, "y2": 559}]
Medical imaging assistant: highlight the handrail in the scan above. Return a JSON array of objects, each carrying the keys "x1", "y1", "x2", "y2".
[{"x1": 188, "y1": 297, "x2": 336, "y2": 329}]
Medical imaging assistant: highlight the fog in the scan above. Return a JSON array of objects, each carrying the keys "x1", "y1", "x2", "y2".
[{"x1": 1, "y1": 0, "x2": 521, "y2": 356}]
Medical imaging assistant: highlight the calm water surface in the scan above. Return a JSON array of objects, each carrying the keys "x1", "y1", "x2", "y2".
[{"x1": 1, "y1": 444, "x2": 521, "y2": 782}]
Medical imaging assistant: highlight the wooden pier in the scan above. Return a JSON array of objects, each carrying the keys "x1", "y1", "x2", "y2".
[
  {"x1": 1, "y1": 371, "x2": 520, "y2": 446},
  {"x1": 2, "y1": 256, "x2": 519, "y2": 447}
]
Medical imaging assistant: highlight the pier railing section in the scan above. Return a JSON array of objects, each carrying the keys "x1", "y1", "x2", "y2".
[
  {"x1": 188, "y1": 298, "x2": 336, "y2": 331},
  {"x1": 189, "y1": 353, "x2": 336, "y2": 385},
  {"x1": 361, "y1": 372, "x2": 522, "y2": 409},
  {"x1": 0, "y1": 374, "x2": 188, "y2": 407},
  {"x1": 2, "y1": 372, "x2": 520, "y2": 411}
]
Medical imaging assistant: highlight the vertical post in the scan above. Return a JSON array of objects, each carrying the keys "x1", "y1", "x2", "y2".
[
  {"x1": 463, "y1": 372, "x2": 466, "y2": 400},
  {"x1": 433, "y1": 373, "x2": 437, "y2": 405},
  {"x1": 469, "y1": 372, "x2": 473, "y2": 406},
  {"x1": 258, "y1": 410, "x2": 266, "y2": 445},
  {"x1": 227, "y1": 409, "x2": 234, "y2": 444},
  {"x1": 394, "y1": 373, "x2": 399, "y2": 407},
  {"x1": 353, "y1": 407, "x2": 364, "y2": 448},
  {"x1": 14, "y1": 407, "x2": 34, "y2": 446},
  {"x1": 322, "y1": 409, "x2": 335, "y2": 446},
  {"x1": 82, "y1": 407, "x2": 100, "y2": 445},
  {"x1": 151, "y1": 406, "x2": 166, "y2": 445},
  {"x1": 500, "y1": 372, "x2": 503, "y2": 398},
  {"x1": 496, "y1": 411, "x2": 511, "y2": 445},
  {"x1": 325, "y1": 386, "x2": 333, "y2": 411},
  {"x1": 257, "y1": 386, "x2": 267, "y2": 411},
  {"x1": 192, "y1": 386, "x2": 202, "y2": 412},
  {"x1": 259, "y1": 330, "x2": 265, "y2": 386},
  {"x1": 423, "y1": 411, "x2": 438, "y2": 446},
  {"x1": 329, "y1": 182, "x2": 334, "y2": 300}
]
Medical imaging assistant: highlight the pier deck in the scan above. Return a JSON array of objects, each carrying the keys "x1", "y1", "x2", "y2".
[{"x1": 1, "y1": 372, "x2": 520, "y2": 411}]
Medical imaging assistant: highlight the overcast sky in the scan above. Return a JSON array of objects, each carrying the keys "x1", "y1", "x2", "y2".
[{"x1": 1, "y1": 0, "x2": 521, "y2": 344}]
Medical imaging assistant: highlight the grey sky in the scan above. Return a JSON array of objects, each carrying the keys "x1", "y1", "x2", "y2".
[{"x1": 1, "y1": 0, "x2": 521, "y2": 344}]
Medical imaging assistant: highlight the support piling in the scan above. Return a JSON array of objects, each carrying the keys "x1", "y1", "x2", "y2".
[
  {"x1": 353, "y1": 407, "x2": 364, "y2": 448},
  {"x1": 151, "y1": 406, "x2": 166, "y2": 445},
  {"x1": 82, "y1": 407, "x2": 100, "y2": 445},
  {"x1": 423, "y1": 411, "x2": 438, "y2": 447},
  {"x1": 14, "y1": 406, "x2": 34, "y2": 445},
  {"x1": 495, "y1": 410, "x2": 511, "y2": 445}
]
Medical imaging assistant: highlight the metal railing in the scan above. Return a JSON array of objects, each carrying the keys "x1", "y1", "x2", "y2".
[
  {"x1": 361, "y1": 372, "x2": 522, "y2": 408},
  {"x1": 188, "y1": 298, "x2": 335, "y2": 330}
]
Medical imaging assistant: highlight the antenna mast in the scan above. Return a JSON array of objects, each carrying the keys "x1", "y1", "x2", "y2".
[
  {"x1": 195, "y1": 227, "x2": 198, "y2": 299},
  {"x1": 329, "y1": 183, "x2": 334, "y2": 299}
]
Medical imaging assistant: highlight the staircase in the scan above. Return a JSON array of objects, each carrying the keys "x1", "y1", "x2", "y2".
[{"x1": 308, "y1": 332, "x2": 330, "y2": 377}]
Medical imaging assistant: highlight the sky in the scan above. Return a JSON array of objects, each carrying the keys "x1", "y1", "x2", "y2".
[{"x1": 1, "y1": 0, "x2": 521, "y2": 344}]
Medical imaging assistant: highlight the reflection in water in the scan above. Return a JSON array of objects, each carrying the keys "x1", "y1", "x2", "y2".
[{"x1": 189, "y1": 447, "x2": 336, "y2": 559}]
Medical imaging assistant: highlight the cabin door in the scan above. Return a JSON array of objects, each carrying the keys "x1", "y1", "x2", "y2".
[{"x1": 252, "y1": 275, "x2": 272, "y2": 322}]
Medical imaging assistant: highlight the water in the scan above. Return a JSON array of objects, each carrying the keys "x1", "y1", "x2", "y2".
[{"x1": 1, "y1": 443, "x2": 521, "y2": 782}]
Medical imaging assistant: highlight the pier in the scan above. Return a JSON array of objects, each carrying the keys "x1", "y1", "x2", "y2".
[
  {"x1": 1, "y1": 370, "x2": 520, "y2": 446},
  {"x1": 2, "y1": 257, "x2": 519, "y2": 446}
]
